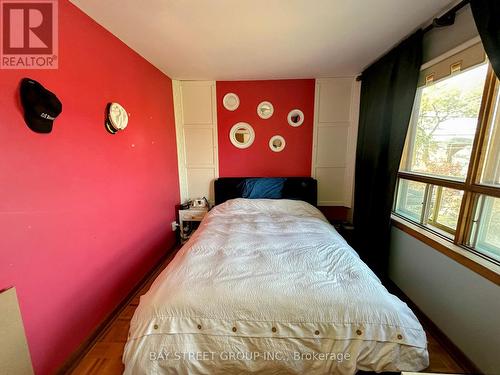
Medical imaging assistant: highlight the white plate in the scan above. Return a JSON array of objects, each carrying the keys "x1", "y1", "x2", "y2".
[
  {"x1": 287, "y1": 109, "x2": 304, "y2": 127},
  {"x1": 257, "y1": 101, "x2": 274, "y2": 119},
  {"x1": 269, "y1": 135, "x2": 285, "y2": 152},
  {"x1": 223, "y1": 93, "x2": 240, "y2": 111}
]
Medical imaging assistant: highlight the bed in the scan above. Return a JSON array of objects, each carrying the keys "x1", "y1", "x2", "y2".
[{"x1": 123, "y1": 177, "x2": 428, "y2": 374}]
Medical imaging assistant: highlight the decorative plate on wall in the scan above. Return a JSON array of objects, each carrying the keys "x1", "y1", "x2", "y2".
[
  {"x1": 269, "y1": 135, "x2": 286, "y2": 152},
  {"x1": 223, "y1": 93, "x2": 240, "y2": 111},
  {"x1": 105, "y1": 102, "x2": 129, "y2": 134},
  {"x1": 230, "y1": 122, "x2": 255, "y2": 149},
  {"x1": 287, "y1": 109, "x2": 304, "y2": 127},
  {"x1": 257, "y1": 101, "x2": 274, "y2": 119}
]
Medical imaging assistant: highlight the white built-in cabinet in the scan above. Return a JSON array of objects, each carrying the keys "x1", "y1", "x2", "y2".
[
  {"x1": 311, "y1": 78, "x2": 360, "y2": 207},
  {"x1": 172, "y1": 80, "x2": 219, "y2": 204}
]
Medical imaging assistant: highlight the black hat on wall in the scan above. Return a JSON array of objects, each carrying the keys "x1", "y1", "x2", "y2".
[{"x1": 20, "y1": 78, "x2": 62, "y2": 133}]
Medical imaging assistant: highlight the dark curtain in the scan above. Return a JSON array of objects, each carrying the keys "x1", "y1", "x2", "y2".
[
  {"x1": 471, "y1": 0, "x2": 500, "y2": 79},
  {"x1": 353, "y1": 31, "x2": 423, "y2": 277}
]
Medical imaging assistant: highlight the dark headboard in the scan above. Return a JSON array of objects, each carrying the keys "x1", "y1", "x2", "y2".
[{"x1": 214, "y1": 177, "x2": 317, "y2": 206}]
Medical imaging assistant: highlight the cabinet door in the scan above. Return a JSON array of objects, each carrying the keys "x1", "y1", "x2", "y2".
[
  {"x1": 173, "y1": 81, "x2": 219, "y2": 204},
  {"x1": 312, "y1": 78, "x2": 360, "y2": 207}
]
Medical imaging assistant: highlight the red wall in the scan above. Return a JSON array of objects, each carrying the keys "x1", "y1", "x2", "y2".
[
  {"x1": 217, "y1": 80, "x2": 315, "y2": 177},
  {"x1": 0, "y1": 2, "x2": 179, "y2": 374}
]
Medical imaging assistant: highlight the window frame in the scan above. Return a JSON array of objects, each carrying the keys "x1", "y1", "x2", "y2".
[{"x1": 393, "y1": 63, "x2": 500, "y2": 283}]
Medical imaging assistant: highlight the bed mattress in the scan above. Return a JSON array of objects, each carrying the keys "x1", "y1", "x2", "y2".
[{"x1": 123, "y1": 199, "x2": 428, "y2": 374}]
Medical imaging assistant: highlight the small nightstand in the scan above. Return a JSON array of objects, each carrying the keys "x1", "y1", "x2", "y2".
[{"x1": 179, "y1": 207, "x2": 208, "y2": 243}]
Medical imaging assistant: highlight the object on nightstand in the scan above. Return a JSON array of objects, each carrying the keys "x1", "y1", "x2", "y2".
[{"x1": 190, "y1": 197, "x2": 209, "y2": 209}]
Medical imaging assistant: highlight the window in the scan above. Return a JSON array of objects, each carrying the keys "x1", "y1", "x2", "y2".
[
  {"x1": 394, "y1": 43, "x2": 500, "y2": 267},
  {"x1": 401, "y1": 63, "x2": 488, "y2": 180},
  {"x1": 469, "y1": 195, "x2": 500, "y2": 262},
  {"x1": 479, "y1": 84, "x2": 500, "y2": 187},
  {"x1": 395, "y1": 179, "x2": 426, "y2": 222}
]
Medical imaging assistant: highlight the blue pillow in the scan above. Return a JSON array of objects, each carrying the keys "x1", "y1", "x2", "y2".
[{"x1": 241, "y1": 178, "x2": 286, "y2": 199}]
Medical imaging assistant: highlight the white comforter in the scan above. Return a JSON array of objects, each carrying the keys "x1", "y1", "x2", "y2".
[{"x1": 123, "y1": 199, "x2": 428, "y2": 374}]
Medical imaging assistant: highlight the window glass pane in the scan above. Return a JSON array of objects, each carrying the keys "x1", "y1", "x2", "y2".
[
  {"x1": 470, "y1": 195, "x2": 500, "y2": 262},
  {"x1": 395, "y1": 179, "x2": 426, "y2": 222},
  {"x1": 402, "y1": 63, "x2": 488, "y2": 180},
  {"x1": 427, "y1": 186, "x2": 463, "y2": 236},
  {"x1": 479, "y1": 81, "x2": 500, "y2": 187}
]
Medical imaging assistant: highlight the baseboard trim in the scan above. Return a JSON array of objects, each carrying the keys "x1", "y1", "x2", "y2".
[
  {"x1": 385, "y1": 279, "x2": 482, "y2": 375},
  {"x1": 55, "y1": 244, "x2": 180, "y2": 375}
]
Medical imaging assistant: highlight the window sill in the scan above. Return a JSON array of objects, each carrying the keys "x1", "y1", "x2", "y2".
[{"x1": 391, "y1": 214, "x2": 500, "y2": 286}]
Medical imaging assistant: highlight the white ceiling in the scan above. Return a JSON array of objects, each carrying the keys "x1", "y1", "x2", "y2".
[{"x1": 70, "y1": 0, "x2": 455, "y2": 80}]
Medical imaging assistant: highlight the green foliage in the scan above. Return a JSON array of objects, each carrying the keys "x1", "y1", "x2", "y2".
[{"x1": 412, "y1": 78, "x2": 483, "y2": 176}]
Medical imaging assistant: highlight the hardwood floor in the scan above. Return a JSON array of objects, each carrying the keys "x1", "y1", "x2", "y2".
[{"x1": 69, "y1": 251, "x2": 469, "y2": 375}]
